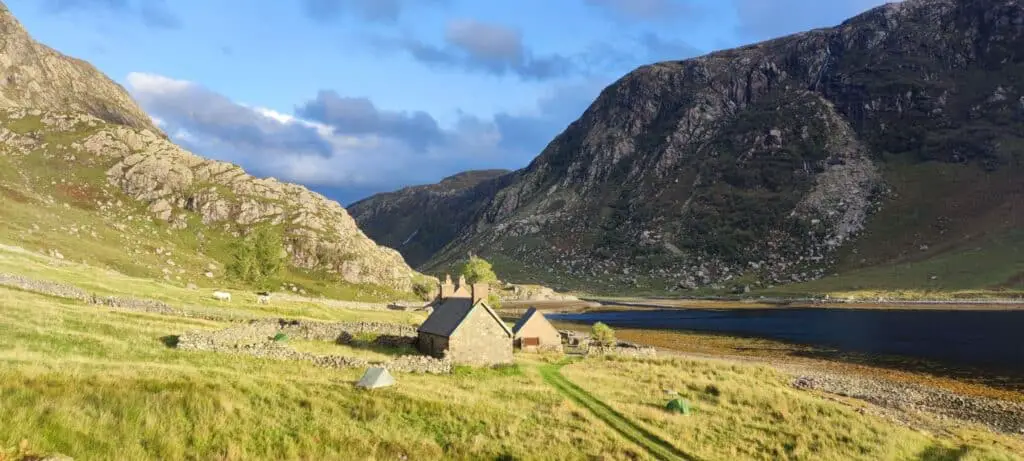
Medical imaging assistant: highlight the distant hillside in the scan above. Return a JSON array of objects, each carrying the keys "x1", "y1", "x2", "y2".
[
  {"x1": 0, "y1": 2, "x2": 425, "y2": 297},
  {"x1": 349, "y1": 169, "x2": 512, "y2": 267},
  {"x1": 352, "y1": 0, "x2": 1024, "y2": 296}
]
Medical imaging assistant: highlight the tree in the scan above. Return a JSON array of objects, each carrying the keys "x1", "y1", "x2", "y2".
[
  {"x1": 252, "y1": 225, "x2": 284, "y2": 281},
  {"x1": 227, "y1": 225, "x2": 285, "y2": 286},
  {"x1": 459, "y1": 255, "x2": 497, "y2": 284},
  {"x1": 592, "y1": 322, "x2": 616, "y2": 347}
]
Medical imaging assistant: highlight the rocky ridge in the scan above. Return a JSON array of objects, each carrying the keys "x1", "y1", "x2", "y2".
[
  {"x1": 354, "y1": 0, "x2": 1024, "y2": 291},
  {"x1": 0, "y1": 2, "x2": 160, "y2": 134},
  {"x1": 0, "y1": 108, "x2": 420, "y2": 290}
]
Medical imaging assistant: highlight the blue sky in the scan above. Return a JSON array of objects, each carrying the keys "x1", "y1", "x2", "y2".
[{"x1": 9, "y1": 0, "x2": 894, "y2": 204}]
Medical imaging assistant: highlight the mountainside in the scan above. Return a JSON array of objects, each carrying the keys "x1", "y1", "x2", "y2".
[
  {"x1": 0, "y1": 4, "x2": 422, "y2": 295},
  {"x1": 354, "y1": 0, "x2": 1024, "y2": 294},
  {"x1": 349, "y1": 169, "x2": 512, "y2": 267},
  {"x1": 0, "y1": 4, "x2": 160, "y2": 134}
]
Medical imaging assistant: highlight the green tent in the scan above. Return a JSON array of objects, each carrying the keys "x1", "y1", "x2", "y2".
[{"x1": 665, "y1": 398, "x2": 690, "y2": 415}]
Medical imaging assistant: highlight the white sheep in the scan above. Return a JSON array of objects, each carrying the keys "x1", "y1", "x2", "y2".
[
  {"x1": 256, "y1": 292, "x2": 271, "y2": 304},
  {"x1": 212, "y1": 291, "x2": 232, "y2": 302}
]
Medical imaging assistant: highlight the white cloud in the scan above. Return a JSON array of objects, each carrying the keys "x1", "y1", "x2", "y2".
[{"x1": 122, "y1": 72, "x2": 578, "y2": 199}]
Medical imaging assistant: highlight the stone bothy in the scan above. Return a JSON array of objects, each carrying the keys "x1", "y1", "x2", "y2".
[
  {"x1": 511, "y1": 307, "x2": 563, "y2": 353},
  {"x1": 417, "y1": 275, "x2": 511, "y2": 366}
]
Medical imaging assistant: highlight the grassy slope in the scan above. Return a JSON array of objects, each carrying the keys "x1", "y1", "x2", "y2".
[
  {"x1": 1, "y1": 246, "x2": 1022, "y2": 460},
  {"x1": 562, "y1": 357, "x2": 1024, "y2": 461},
  {"x1": 0, "y1": 114, "x2": 414, "y2": 303}
]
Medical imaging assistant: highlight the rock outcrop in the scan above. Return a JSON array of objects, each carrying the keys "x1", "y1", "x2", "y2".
[
  {"x1": 0, "y1": 3, "x2": 423, "y2": 291},
  {"x1": 0, "y1": 2, "x2": 161, "y2": 134},
  {"x1": 353, "y1": 0, "x2": 1024, "y2": 291}
]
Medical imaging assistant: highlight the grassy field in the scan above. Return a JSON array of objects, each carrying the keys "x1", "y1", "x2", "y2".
[
  {"x1": 1, "y1": 246, "x2": 1023, "y2": 460},
  {"x1": 561, "y1": 357, "x2": 1024, "y2": 461}
]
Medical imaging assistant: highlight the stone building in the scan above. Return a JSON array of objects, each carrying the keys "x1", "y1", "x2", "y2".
[
  {"x1": 416, "y1": 275, "x2": 512, "y2": 365},
  {"x1": 511, "y1": 307, "x2": 563, "y2": 353}
]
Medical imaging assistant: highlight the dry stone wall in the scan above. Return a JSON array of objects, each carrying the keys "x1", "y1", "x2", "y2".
[{"x1": 177, "y1": 319, "x2": 451, "y2": 374}]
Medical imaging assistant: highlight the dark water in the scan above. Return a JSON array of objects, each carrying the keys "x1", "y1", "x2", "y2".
[{"x1": 548, "y1": 308, "x2": 1024, "y2": 374}]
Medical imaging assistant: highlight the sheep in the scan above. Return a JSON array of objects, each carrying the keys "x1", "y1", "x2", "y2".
[
  {"x1": 212, "y1": 291, "x2": 231, "y2": 302},
  {"x1": 256, "y1": 291, "x2": 271, "y2": 304}
]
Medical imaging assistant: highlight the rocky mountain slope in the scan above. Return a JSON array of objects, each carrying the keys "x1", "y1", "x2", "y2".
[
  {"x1": 0, "y1": 3, "x2": 159, "y2": 134},
  {"x1": 353, "y1": 0, "x2": 1024, "y2": 293},
  {"x1": 0, "y1": 4, "x2": 422, "y2": 294},
  {"x1": 349, "y1": 169, "x2": 512, "y2": 267}
]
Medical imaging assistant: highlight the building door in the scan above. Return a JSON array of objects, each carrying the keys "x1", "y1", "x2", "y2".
[{"x1": 523, "y1": 337, "x2": 540, "y2": 347}]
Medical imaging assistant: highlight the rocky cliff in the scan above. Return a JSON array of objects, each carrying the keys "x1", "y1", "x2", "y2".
[
  {"x1": 0, "y1": 4, "x2": 422, "y2": 292},
  {"x1": 354, "y1": 0, "x2": 1024, "y2": 292},
  {"x1": 349, "y1": 169, "x2": 512, "y2": 267},
  {"x1": 0, "y1": 3, "x2": 160, "y2": 134}
]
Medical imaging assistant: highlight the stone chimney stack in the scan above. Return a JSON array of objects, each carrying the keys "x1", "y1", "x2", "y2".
[
  {"x1": 471, "y1": 283, "x2": 489, "y2": 305},
  {"x1": 439, "y1": 274, "x2": 454, "y2": 300}
]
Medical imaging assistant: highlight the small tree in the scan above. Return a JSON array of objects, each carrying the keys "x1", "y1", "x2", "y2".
[
  {"x1": 592, "y1": 322, "x2": 616, "y2": 347},
  {"x1": 227, "y1": 225, "x2": 285, "y2": 286},
  {"x1": 227, "y1": 239, "x2": 256, "y2": 281},
  {"x1": 459, "y1": 255, "x2": 497, "y2": 284},
  {"x1": 252, "y1": 225, "x2": 284, "y2": 281}
]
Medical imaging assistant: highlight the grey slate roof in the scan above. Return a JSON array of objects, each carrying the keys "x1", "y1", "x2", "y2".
[
  {"x1": 417, "y1": 298, "x2": 512, "y2": 338},
  {"x1": 511, "y1": 307, "x2": 539, "y2": 334}
]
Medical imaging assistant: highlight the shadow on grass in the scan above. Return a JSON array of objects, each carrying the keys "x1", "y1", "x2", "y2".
[
  {"x1": 917, "y1": 444, "x2": 971, "y2": 461},
  {"x1": 159, "y1": 335, "x2": 179, "y2": 348}
]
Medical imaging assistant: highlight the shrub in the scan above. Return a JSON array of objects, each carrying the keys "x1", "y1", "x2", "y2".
[
  {"x1": 486, "y1": 292, "x2": 502, "y2": 309},
  {"x1": 459, "y1": 255, "x2": 498, "y2": 284},
  {"x1": 591, "y1": 322, "x2": 616, "y2": 346},
  {"x1": 412, "y1": 277, "x2": 434, "y2": 301}
]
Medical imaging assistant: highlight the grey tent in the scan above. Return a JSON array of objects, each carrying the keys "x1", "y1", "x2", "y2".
[{"x1": 356, "y1": 367, "x2": 396, "y2": 389}]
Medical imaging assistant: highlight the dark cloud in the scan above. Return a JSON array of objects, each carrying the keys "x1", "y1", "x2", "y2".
[
  {"x1": 42, "y1": 0, "x2": 181, "y2": 29},
  {"x1": 296, "y1": 91, "x2": 445, "y2": 152},
  {"x1": 301, "y1": 0, "x2": 446, "y2": 23},
  {"x1": 732, "y1": 0, "x2": 895, "y2": 41},
  {"x1": 378, "y1": 19, "x2": 577, "y2": 81},
  {"x1": 126, "y1": 73, "x2": 333, "y2": 158},
  {"x1": 125, "y1": 72, "x2": 601, "y2": 201}
]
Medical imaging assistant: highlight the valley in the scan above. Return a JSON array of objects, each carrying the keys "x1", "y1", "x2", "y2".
[{"x1": 1, "y1": 0, "x2": 1023, "y2": 459}]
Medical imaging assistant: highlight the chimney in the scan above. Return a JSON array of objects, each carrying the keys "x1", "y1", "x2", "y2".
[
  {"x1": 471, "y1": 283, "x2": 489, "y2": 305},
  {"x1": 439, "y1": 274, "x2": 454, "y2": 300}
]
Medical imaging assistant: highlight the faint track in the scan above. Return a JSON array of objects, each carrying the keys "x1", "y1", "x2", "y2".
[{"x1": 538, "y1": 362, "x2": 699, "y2": 461}]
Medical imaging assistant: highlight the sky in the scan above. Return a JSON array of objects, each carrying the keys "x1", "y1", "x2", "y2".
[{"x1": 8, "y1": 0, "x2": 895, "y2": 204}]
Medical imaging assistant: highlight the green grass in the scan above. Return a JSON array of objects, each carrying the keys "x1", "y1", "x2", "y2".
[
  {"x1": 770, "y1": 230, "x2": 1024, "y2": 300},
  {"x1": 539, "y1": 361, "x2": 697, "y2": 461},
  {"x1": 2, "y1": 246, "x2": 1021, "y2": 459},
  {"x1": 561, "y1": 357, "x2": 1024, "y2": 461}
]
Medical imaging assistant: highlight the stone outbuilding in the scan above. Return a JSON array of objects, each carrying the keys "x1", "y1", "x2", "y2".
[
  {"x1": 416, "y1": 275, "x2": 512, "y2": 366},
  {"x1": 511, "y1": 307, "x2": 563, "y2": 353}
]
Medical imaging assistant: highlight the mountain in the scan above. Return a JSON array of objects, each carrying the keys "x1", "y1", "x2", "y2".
[
  {"x1": 353, "y1": 0, "x2": 1024, "y2": 293},
  {"x1": 349, "y1": 169, "x2": 512, "y2": 267},
  {"x1": 0, "y1": 2, "x2": 422, "y2": 295},
  {"x1": 0, "y1": 4, "x2": 160, "y2": 134}
]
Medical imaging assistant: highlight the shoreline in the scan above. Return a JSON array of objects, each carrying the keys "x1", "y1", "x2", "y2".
[
  {"x1": 583, "y1": 297, "x2": 1024, "y2": 311},
  {"x1": 549, "y1": 322, "x2": 1024, "y2": 436}
]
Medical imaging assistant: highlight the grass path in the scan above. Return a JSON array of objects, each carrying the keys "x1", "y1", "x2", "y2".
[{"x1": 538, "y1": 361, "x2": 699, "y2": 461}]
